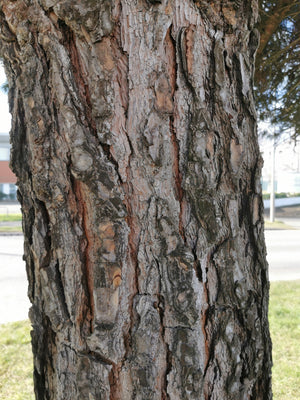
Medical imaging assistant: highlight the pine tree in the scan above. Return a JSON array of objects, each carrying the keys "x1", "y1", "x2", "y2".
[
  {"x1": 255, "y1": 0, "x2": 300, "y2": 138},
  {"x1": 0, "y1": 1, "x2": 272, "y2": 398}
]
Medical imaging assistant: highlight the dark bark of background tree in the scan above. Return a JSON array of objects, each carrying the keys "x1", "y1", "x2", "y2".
[{"x1": 0, "y1": 1, "x2": 272, "y2": 399}]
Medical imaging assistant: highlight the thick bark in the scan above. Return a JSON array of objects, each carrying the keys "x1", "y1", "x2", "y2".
[{"x1": 0, "y1": 1, "x2": 272, "y2": 399}]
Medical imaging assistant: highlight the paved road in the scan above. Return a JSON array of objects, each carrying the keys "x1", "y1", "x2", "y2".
[
  {"x1": 0, "y1": 235, "x2": 30, "y2": 324},
  {"x1": 277, "y1": 218, "x2": 300, "y2": 229},
  {"x1": 265, "y1": 229, "x2": 300, "y2": 281},
  {"x1": 0, "y1": 231, "x2": 299, "y2": 324}
]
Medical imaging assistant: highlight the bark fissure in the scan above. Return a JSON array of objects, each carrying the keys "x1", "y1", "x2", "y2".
[
  {"x1": 72, "y1": 177, "x2": 95, "y2": 332},
  {"x1": 123, "y1": 200, "x2": 140, "y2": 345},
  {"x1": 169, "y1": 116, "x2": 185, "y2": 240},
  {"x1": 35, "y1": 200, "x2": 51, "y2": 269},
  {"x1": 208, "y1": 37, "x2": 217, "y2": 120},
  {"x1": 157, "y1": 294, "x2": 172, "y2": 400},
  {"x1": 32, "y1": 315, "x2": 56, "y2": 400},
  {"x1": 54, "y1": 260, "x2": 71, "y2": 322},
  {"x1": 177, "y1": 27, "x2": 197, "y2": 98},
  {"x1": 102, "y1": 143, "x2": 124, "y2": 184},
  {"x1": 78, "y1": 349, "x2": 114, "y2": 366}
]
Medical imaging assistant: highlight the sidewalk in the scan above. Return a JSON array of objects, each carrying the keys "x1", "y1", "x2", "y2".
[
  {"x1": 0, "y1": 202, "x2": 22, "y2": 234},
  {"x1": 264, "y1": 204, "x2": 300, "y2": 229},
  {"x1": 0, "y1": 235, "x2": 30, "y2": 324},
  {"x1": 277, "y1": 218, "x2": 300, "y2": 229},
  {"x1": 0, "y1": 202, "x2": 21, "y2": 215}
]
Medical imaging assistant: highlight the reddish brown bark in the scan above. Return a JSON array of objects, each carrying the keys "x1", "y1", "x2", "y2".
[{"x1": 0, "y1": 1, "x2": 272, "y2": 399}]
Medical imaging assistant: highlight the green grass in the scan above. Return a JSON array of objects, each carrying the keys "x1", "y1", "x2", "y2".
[
  {"x1": 0, "y1": 226, "x2": 22, "y2": 232},
  {"x1": 0, "y1": 320, "x2": 34, "y2": 399},
  {"x1": 0, "y1": 214, "x2": 22, "y2": 222},
  {"x1": 0, "y1": 213, "x2": 22, "y2": 232},
  {"x1": 269, "y1": 280, "x2": 300, "y2": 400},
  {"x1": 0, "y1": 282, "x2": 299, "y2": 399}
]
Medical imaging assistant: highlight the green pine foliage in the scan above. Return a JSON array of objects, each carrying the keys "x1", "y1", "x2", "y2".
[{"x1": 255, "y1": 1, "x2": 300, "y2": 138}]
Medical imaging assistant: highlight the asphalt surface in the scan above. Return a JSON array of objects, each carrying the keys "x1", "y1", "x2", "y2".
[
  {"x1": 265, "y1": 229, "x2": 300, "y2": 281},
  {"x1": 0, "y1": 235, "x2": 30, "y2": 324},
  {"x1": 0, "y1": 230, "x2": 299, "y2": 324}
]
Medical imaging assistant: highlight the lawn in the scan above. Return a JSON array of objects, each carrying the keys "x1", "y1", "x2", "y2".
[
  {"x1": 0, "y1": 225, "x2": 22, "y2": 233},
  {"x1": 0, "y1": 214, "x2": 22, "y2": 222},
  {"x1": 269, "y1": 280, "x2": 300, "y2": 399},
  {"x1": 0, "y1": 213, "x2": 22, "y2": 233},
  {"x1": 0, "y1": 281, "x2": 299, "y2": 399},
  {"x1": 0, "y1": 320, "x2": 34, "y2": 400}
]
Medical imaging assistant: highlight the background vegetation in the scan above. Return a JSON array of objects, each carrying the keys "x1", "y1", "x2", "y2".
[
  {"x1": 256, "y1": 0, "x2": 300, "y2": 138},
  {"x1": 262, "y1": 192, "x2": 300, "y2": 200}
]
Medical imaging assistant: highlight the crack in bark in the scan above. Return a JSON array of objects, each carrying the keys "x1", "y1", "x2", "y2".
[
  {"x1": 108, "y1": 200, "x2": 140, "y2": 399},
  {"x1": 54, "y1": 260, "x2": 71, "y2": 322},
  {"x1": 60, "y1": 21, "x2": 126, "y2": 189},
  {"x1": 59, "y1": 21, "x2": 97, "y2": 136},
  {"x1": 116, "y1": 60, "x2": 140, "y2": 385},
  {"x1": 167, "y1": 26, "x2": 186, "y2": 246},
  {"x1": 177, "y1": 27, "x2": 197, "y2": 98},
  {"x1": 78, "y1": 350, "x2": 114, "y2": 366},
  {"x1": 155, "y1": 294, "x2": 171, "y2": 400},
  {"x1": 108, "y1": 10, "x2": 137, "y2": 398},
  {"x1": 32, "y1": 314, "x2": 56, "y2": 399},
  {"x1": 152, "y1": 255, "x2": 172, "y2": 400},
  {"x1": 102, "y1": 143, "x2": 124, "y2": 184},
  {"x1": 35, "y1": 199, "x2": 52, "y2": 269},
  {"x1": 71, "y1": 176, "x2": 95, "y2": 334},
  {"x1": 109, "y1": 362, "x2": 122, "y2": 400},
  {"x1": 208, "y1": 37, "x2": 217, "y2": 120},
  {"x1": 169, "y1": 116, "x2": 185, "y2": 242},
  {"x1": 124, "y1": 199, "x2": 140, "y2": 339},
  {"x1": 201, "y1": 235, "x2": 231, "y2": 376}
]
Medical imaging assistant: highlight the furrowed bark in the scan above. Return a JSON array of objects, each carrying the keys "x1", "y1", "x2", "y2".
[{"x1": 0, "y1": 1, "x2": 272, "y2": 399}]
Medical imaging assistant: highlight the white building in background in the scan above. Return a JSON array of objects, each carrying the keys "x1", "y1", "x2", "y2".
[
  {"x1": 0, "y1": 132, "x2": 17, "y2": 201},
  {"x1": 260, "y1": 136, "x2": 300, "y2": 194}
]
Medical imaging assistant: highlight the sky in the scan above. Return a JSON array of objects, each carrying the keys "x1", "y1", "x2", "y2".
[{"x1": 0, "y1": 64, "x2": 11, "y2": 134}]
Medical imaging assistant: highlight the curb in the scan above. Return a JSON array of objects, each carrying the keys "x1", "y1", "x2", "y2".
[{"x1": 0, "y1": 232, "x2": 23, "y2": 236}]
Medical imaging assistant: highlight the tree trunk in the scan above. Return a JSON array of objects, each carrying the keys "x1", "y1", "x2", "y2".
[{"x1": 0, "y1": 1, "x2": 272, "y2": 399}]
